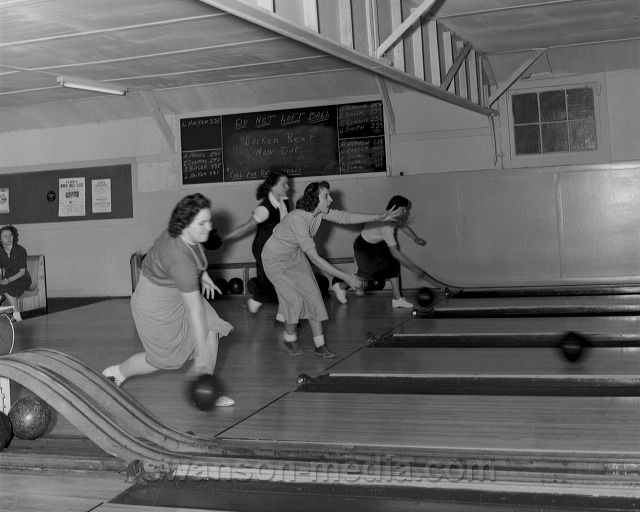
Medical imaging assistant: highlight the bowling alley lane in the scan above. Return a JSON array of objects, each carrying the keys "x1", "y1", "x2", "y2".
[
  {"x1": 327, "y1": 346, "x2": 640, "y2": 377},
  {"x1": 390, "y1": 314, "x2": 640, "y2": 343},
  {"x1": 425, "y1": 294, "x2": 640, "y2": 317},
  {"x1": 220, "y1": 391, "x2": 640, "y2": 455},
  {"x1": 221, "y1": 310, "x2": 640, "y2": 459}
]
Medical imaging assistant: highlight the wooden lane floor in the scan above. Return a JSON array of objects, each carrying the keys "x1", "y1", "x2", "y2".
[
  {"x1": 5, "y1": 295, "x2": 640, "y2": 510},
  {"x1": 4, "y1": 295, "x2": 411, "y2": 438},
  {"x1": 421, "y1": 294, "x2": 640, "y2": 317},
  {"x1": 387, "y1": 314, "x2": 640, "y2": 345},
  {"x1": 301, "y1": 346, "x2": 640, "y2": 395},
  {"x1": 221, "y1": 339, "x2": 640, "y2": 453},
  {"x1": 220, "y1": 391, "x2": 640, "y2": 456},
  {"x1": 317, "y1": 345, "x2": 640, "y2": 378},
  {"x1": 447, "y1": 283, "x2": 640, "y2": 297},
  {"x1": 0, "y1": 295, "x2": 411, "y2": 511}
]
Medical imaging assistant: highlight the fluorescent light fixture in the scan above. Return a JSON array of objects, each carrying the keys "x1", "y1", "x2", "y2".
[{"x1": 56, "y1": 75, "x2": 127, "y2": 96}]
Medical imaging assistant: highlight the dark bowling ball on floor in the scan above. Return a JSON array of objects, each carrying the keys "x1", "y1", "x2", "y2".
[
  {"x1": 557, "y1": 331, "x2": 590, "y2": 363},
  {"x1": 189, "y1": 374, "x2": 224, "y2": 411},
  {"x1": 296, "y1": 373, "x2": 312, "y2": 386},
  {"x1": 366, "y1": 278, "x2": 386, "y2": 291},
  {"x1": 8, "y1": 396, "x2": 51, "y2": 440},
  {"x1": 416, "y1": 287, "x2": 436, "y2": 307},
  {"x1": 247, "y1": 277, "x2": 258, "y2": 295},
  {"x1": 0, "y1": 411, "x2": 12, "y2": 450},
  {"x1": 228, "y1": 277, "x2": 244, "y2": 294},
  {"x1": 315, "y1": 274, "x2": 330, "y2": 297}
]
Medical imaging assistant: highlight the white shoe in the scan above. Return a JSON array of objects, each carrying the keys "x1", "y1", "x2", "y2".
[
  {"x1": 392, "y1": 297, "x2": 414, "y2": 309},
  {"x1": 247, "y1": 298, "x2": 262, "y2": 314},
  {"x1": 215, "y1": 395, "x2": 235, "y2": 407},
  {"x1": 102, "y1": 365, "x2": 125, "y2": 387},
  {"x1": 332, "y1": 282, "x2": 348, "y2": 304}
]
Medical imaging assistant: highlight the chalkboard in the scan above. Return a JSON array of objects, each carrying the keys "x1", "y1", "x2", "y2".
[
  {"x1": 180, "y1": 101, "x2": 386, "y2": 184},
  {"x1": 0, "y1": 164, "x2": 133, "y2": 224},
  {"x1": 180, "y1": 116, "x2": 224, "y2": 184}
]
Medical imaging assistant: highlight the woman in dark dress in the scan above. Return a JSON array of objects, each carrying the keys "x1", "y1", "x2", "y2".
[
  {"x1": 223, "y1": 171, "x2": 290, "y2": 317},
  {"x1": 0, "y1": 225, "x2": 32, "y2": 323}
]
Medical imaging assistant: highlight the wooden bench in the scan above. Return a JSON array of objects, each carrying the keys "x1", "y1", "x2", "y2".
[{"x1": 18, "y1": 254, "x2": 48, "y2": 314}]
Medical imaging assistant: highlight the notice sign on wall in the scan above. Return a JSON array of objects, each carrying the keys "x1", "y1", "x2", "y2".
[
  {"x1": 59, "y1": 177, "x2": 85, "y2": 217},
  {"x1": 92, "y1": 178, "x2": 112, "y2": 213}
]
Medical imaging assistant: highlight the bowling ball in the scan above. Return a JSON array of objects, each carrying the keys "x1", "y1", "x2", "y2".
[
  {"x1": 416, "y1": 287, "x2": 435, "y2": 307},
  {"x1": 228, "y1": 277, "x2": 244, "y2": 294},
  {"x1": 315, "y1": 274, "x2": 330, "y2": 297},
  {"x1": 213, "y1": 278, "x2": 229, "y2": 298},
  {"x1": 366, "y1": 279, "x2": 386, "y2": 291},
  {"x1": 0, "y1": 411, "x2": 12, "y2": 450},
  {"x1": 557, "y1": 331, "x2": 590, "y2": 363},
  {"x1": 202, "y1": 229, "x2": 223, "y2": 251},
  {"x1": 247, "y1": 277, "x2": 258, "y2": 295},
  {"x1": 189, "y1": 374, "x2": 225, "y2": 411},
  {"x1": 8, "y1": 396, "x2": 51, "y2": 440},
  {"x1": 296, "y1": 373, "x2": 312, "y2": 386}
]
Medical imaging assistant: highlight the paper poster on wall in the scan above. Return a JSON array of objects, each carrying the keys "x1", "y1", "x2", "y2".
[
  {"x1": 59, "y1": 177, "x2": 85, "y2": 217},
  {"x1": 0, "y1": 189, "x2": 9, "y2": 214},
  {"x1": 92, "y1": 178, "x2": 112, "y2": 213}
]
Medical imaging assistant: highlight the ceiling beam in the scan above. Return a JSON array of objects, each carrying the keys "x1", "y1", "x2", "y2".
[
  {"x1": 487, "y1": 48, "x2": 546, "y2": 107},
  {"x1": 199, "y1": 0, "x2": 495, "y2": 116},
  {"x1": 140, "y1": 91, "x2": 176, "y2": 151},
  {"x1": 375, "y1": 0, "x2": 437, "y2": 58},
  {"x1": 440, "y1": 42, "x2": 472, "y2": 91}
]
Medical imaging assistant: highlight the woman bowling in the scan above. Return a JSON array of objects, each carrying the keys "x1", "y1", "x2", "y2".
[
  {"x1": 103, "y1": 193, "x2": 235, "y2": 407},
  {"x1": 333, "y1": 195, "x2": 430, "y2": 308},
  {"x1": 223, "y1": 170, "x2": 290, "y2": 317},
  {"x1": 262, "y1": 181, "x2": 403, "y2": 358}
]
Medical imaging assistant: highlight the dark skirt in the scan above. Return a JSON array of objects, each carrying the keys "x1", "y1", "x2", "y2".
[
  {"x1": 0, "y1": 272, "x2": 31, "y2": 298},
  {"x1": 353, "y1": 235, "x2": 400, "y2": 280},
  {"x1": 252, "y1": 240, "x2": 278, "y2": 304}
]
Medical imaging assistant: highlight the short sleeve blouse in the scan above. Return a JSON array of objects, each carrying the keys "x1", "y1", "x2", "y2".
[{"x1": 141, "y1": 230, "x2": 207, "y2": 293}]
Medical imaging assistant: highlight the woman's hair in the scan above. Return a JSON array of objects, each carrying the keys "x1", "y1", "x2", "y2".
[
  {"x1": 386, "y1": 195, "x2": 410, "y2": 211},
  {"x1": 168, "y1": 193, "x2": 211, "y2": 237},
  {"x1": 256, "y1": 170, "x2": 288, "y2": 200},
  {"x1": 296, "y1": 181, "x2": 330, "y2": 212},
  {"x1": 0, "y1": 225, "x2": 18, "y2": 242}
]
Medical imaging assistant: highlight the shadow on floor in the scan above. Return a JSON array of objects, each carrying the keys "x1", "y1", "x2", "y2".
[{"x1": 23, "y1": 297, "x2": 115, "y2": 318}]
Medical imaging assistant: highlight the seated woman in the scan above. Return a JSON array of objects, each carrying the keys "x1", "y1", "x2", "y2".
[{"x1": 0, "y1": 225, "x2": 32, "y2": 322}]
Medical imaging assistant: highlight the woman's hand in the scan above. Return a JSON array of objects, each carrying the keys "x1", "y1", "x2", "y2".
[
  {"x1": 201, "y1": 282, "x2": 221, "y2": 300},
  {"x1": 200, "y1": 272, "x2": 220, "y2": 300},
  {"x1": 378, "y1": 205, "x2": 403, "y2": 223},
  {"x1": 345, "y1": 274, "x2": 364, "y2": 290},
  {"x1": 0, "y1": 278, "x2": 7, "y2": 286}
]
